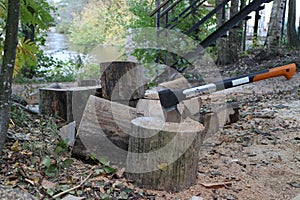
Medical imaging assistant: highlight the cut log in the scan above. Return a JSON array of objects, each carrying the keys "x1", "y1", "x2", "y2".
[
  {"x1": 100, "y1": 61, "x2": 146, "y2": 104},
  {"x1": 126, "y1": 117, "x2": 206, "y2": 192},
  {"x1": 158, "y1": 77, "x2": 191, "y2": 90},
  {"x1": 72, "y1": 95, "x2": 138, "y2": 167},
  {"x1": 136, "y1": 99, "x2": 165, "y2": 120},
  {"x1": 39, "y1": 86, "x2": 101, "y2": 127}
]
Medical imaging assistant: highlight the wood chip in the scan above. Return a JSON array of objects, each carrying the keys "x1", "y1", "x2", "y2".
[{"x1": 200, "y1": 181, "x2": 232, "y2": 189}]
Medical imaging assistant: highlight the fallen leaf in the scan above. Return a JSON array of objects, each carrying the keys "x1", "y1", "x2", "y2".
[
  {"x1": 157, "y1": 163, "x2": 168, "y2": 171},
  {"x1": 42, "y1": 179, "x2": 57, "y2": 189},
  {"x1": 9, "y1": 119, "x2": 15, "y2": 128},
  {"x1": 11, "y1": 140, "x2": 20, "y2": 152},
  {"x1": 99, "y1": 186, "x2": 105, "y2": 194},
  {"x1": 116, "y1": 168, "x2": 125, "y2": 178}
]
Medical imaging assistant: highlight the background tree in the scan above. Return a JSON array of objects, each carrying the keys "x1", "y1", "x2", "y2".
[
  {"x1": 215, "y1": 0, "x2": 230, "y2": 65},
  {"x1": 264, "y1": 0, "x2": 287, "y2": 51},
  {"x1": 286, "y1": 0, "x2": 300, "y2": 48},
  {"x1": 228, "y1": 0, "x2": 241, "y2": 64},
  {"x1": 0, "y1": 0, "x2": 20, "y2": 152}
]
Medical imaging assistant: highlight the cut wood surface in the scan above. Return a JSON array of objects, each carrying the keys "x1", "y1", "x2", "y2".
[
  {"x1": 72, "y1": 95, "x2": 138, "y2": 167},
  {"x1": 126, "y1": 117, "x2": 206, "y2": 192}
]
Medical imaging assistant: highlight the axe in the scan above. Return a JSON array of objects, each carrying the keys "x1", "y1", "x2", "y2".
[{"x1": 158, "y1": 63, "x2": 297, "y2": 122}]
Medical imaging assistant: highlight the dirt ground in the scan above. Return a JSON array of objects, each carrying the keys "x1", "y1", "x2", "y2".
[{"x1": 149, "y1": 72, "x2": 300, "y2": 200}]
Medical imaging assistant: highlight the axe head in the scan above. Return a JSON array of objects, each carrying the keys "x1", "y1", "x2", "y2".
[{"x1": 158, "y1": 89, "x2": 185, "y2": 123}]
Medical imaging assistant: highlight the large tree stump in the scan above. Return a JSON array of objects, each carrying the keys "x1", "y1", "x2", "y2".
[
  {"x1": 100, "y1": 61, "x2": 145, "y2": 106},
  {"x1": 126, "y1": 117, "x2": 206, "y2": 192},
  {"x1": 39, "y1": 86, "x2": 101, "y2": 126}
]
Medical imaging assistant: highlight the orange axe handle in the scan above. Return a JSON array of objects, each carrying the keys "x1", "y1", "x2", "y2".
[
  {"x1": 159, "y1": 63, "x2": 297, "y2": 110},
  {"x1": 253, "y1": 63, "x2": 296, "y2": 82}
]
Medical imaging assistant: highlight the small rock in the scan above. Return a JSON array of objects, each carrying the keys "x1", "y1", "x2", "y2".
[
  {"x1": 212, "y1": 165, "x2": 219, "y2": 169},
  {"x1": 248, "y1": 153, "x2": 257, "y2": 157},
  {"x1": 190, "y1": 196, "x2": 204, "y2": 200},
  {"x1": 288, "y1": 182, "x2": 300, "y2": 188},
  {"x1": 260, "y1": 140, "x2": 268, "y2": 145}
]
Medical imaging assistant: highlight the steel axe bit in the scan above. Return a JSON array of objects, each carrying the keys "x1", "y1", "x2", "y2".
[{"x1": 158, "y1": 63, "x2": 297, "y2": 123}]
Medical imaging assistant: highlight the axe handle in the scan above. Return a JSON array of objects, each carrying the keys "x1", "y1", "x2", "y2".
[{"x1": 159, "y1": 63, "x2": 296, "y2": 109}]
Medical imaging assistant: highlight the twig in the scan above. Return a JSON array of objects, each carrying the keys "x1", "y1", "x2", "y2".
[{"x1": 53, "y1": 166, "x2": 96, "y2": 199}]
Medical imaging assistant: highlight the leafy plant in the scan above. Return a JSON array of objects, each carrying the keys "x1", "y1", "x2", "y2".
[
  {"x1": 0, "y1": 0, "x2": 55, "y2": 78},
  {"x1": 14, "y1": 37, "x2": 39, "y2": 77},
  {"x1": 41, "y1": 139, "x2": 73, "y2": 177}
]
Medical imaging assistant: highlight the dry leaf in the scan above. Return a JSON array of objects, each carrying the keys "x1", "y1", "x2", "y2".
[
  {"x1": 9, "y1": 119, "x2": 15, "y2": 128},
  {"x1": 157, "y1": 163, "x2": 168, "y2": 171},
  {"x1": 42, "y1": 179, "x2": 56, "y2": 189},
  {"x1": 116, "y1": 168, "x2": 125, "y2": 178},
  {"x1": 11, "y1": 140, "x2": 20, "y2": 152},
  {"x1": 99, "y1": 186, "x2": 105, "y2": 194}
]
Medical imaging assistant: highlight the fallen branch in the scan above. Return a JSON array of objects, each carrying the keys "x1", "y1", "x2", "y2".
[{"x1": 53, "y1": 166, "x2": 95, "y2": 199}]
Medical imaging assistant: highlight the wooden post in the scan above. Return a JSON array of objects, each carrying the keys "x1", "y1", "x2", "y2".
[
  {"x1": 100, "y1": 61, "x2": 145, "y2": 106},
  {"x1": 126, "y1": 117, "x2": 206, "y2": 192}
]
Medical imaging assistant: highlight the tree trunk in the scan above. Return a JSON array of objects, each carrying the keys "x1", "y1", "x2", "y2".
[
  {"x1": 265, "y1": 0, "x2": 287, "y2": 50},
  {"x1": 216, "y1": 0, "x2": 231, "y2": 65},
  {"x1": 229, "y1": 0, "x2": 241, "y2": 63},
  {"x1": 287, "y1": 0, "x2": 300, "y2": 48},
  {"x1": 0, "y1": 0, "x2": 20, "y2": 152}
]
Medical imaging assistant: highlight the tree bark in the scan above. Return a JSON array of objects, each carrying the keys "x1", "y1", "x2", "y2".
[
  {"x1": 100, "y1": 61, "x2": 146, "y2": 106},
  {"x1": 229, "y1": 0, "x2": 241, "y2": 63},
  {"x1": 265, "y1": 0, "x2": 287, "y2": 50},
  {"x1": 126, "y1": 117, "x2": 206, "y2": 192},
  {"x1": 0, "y1": 0, "x2": 20, "y2": 152},
  {"x1": 216, "y1": 0, "x2": 231, "y2": 65},
  {"x1": 287, "y1": 0, "x2": 300, "y2": 48}
]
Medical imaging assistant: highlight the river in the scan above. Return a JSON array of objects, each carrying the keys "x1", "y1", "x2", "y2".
[{"x1": 42, "y1": 28, "x2": 127, "y2": 63}]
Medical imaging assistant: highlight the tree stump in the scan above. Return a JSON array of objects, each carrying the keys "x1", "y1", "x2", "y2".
[
  {"x1": 100, "y1": 61, "x2": 146, "y2": 106},
  {"x1": 126, "y1": 117, "x2": 206, "y2": 192},
  {"x1": 39, "y1": 86, "x2": 101, "y2": 126}
]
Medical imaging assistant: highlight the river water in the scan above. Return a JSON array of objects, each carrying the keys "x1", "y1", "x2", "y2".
[{"x1": 42, "y1": 28, "x2": 127, "y2": 63}]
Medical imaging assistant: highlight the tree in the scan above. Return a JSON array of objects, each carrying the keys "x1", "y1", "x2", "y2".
[
  {"x1": 286, "y1": 0, "x2": 300, "y2": 48},
  {"x1": 228, "y1": 0, "x2": 241, "y2": 64},
  {"x1": 0, "y1": 0, "x2": 20, "y2": 152},
  {"x1": 265, "y1": 0, "x2": 287, "y2": 50},
  {"x1": 216, "y1": 0, "x2": 231, "y2": 65}
]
